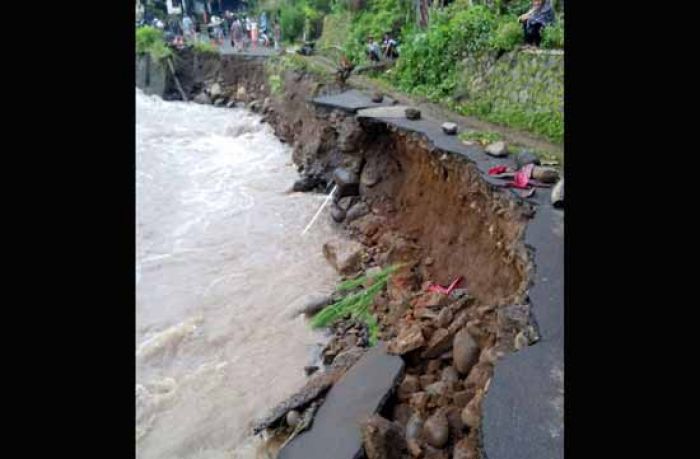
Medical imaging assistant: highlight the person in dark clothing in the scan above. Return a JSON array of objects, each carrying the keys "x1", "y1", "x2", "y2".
[
  {"x1": 382, "y1": 33, "x2": 398, "y2": 59},
  {"x1": 518, "y1": 0, "x2": 555, "y2": 47}
]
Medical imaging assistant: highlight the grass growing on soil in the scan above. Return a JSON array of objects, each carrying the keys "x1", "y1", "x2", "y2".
[
  {"x1": 310, "y1": 264, "x2": 401, "y2": 346},
  {"x1": 193, "y1": 41, "x2": 219, "y2": 55},
  {"x1": 459, "y1": 130, "x2": 504, "y2": 145}
]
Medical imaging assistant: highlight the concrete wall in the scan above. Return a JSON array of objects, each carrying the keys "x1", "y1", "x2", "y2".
[
  {"x1": 456, "y1": 49, "x2": 564, "y2": 141},
  {"x1": 136, "y1": 54, "x2": 169, "y2": 98}
]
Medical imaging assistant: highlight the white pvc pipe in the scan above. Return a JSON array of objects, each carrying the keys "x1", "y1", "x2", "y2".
[{"x1": 301, "y1": 185, "x2": 337, "y2": 236}]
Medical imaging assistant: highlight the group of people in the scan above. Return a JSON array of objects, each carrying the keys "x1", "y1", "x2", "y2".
[
  {"x1": 366, "y1": 33, "x2": 399, "y2": 63},
  {"x1": 227, "y1": 12, "x2": 282, "y2": 51},
  {"x1": 141, "y1": 10, "x2": 282, "y2": 51}
]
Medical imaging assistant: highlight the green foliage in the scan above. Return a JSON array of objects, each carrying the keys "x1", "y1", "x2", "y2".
[
  {"x1": 310, "y1": 264, "x2": 400, "y2": 346},
  {"x1": 459, "y1": 102, "x2": 563, "y2": 144},
  {"x1": 280, "y1": 1, "x2": 306, "y2": 40},
  {"x1": 278, "y1": 0, "x2": 333, "y2": 41},
  {"x1": 541, "y1": 18, "x2": 564, "y2": 49},
  {"x1": 491, "y1": 16, "x2": 523, "y2": 52},
  {"x1": 459, "y1": 130, "x2": 504, "y2": 145},
  {"x1": 502, "y1": 0, "x2": 532, "y2": 16},
  {"x1": 193, "y1": 41, "x2": 218, "y2": 55},
  {"x1": 269, "y1": 74, "x2": 283, "y2": 95},
  {"x1": 136, "y1": 26, "x2": 163, "y2": 54},
  {"x1": 330, "y1": 0, "x2": 412, "y2": 63},
  {"x1": 393, "y1": 5, "x2": 498, "y2": 98},
  {"x1": 136, "y1": 26, "x2": 173, "y2": 61}
]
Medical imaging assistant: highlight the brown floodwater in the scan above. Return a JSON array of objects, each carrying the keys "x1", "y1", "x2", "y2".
[{"x1": 136, "y1": 90, "x2": 338, "y2": 459}]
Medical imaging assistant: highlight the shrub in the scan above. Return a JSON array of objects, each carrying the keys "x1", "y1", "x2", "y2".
[
  {"x1": 393, "y1": 5, "x2": 497, "y2": 98},
  {"x1": 136, "y1": 26, "x2": 163, "y2": 55},
  {"x1": 491, "y1": 17, "x2": 523, "y2": 52},
  {"x1": 280, "y1": 1, "x2": 305, "y2": 40},
  {"x1": 136, "y1": 26, "x2": 172, "y2": 60},
  {"x1": 342, "y1": 0, "x2": 408, "y2": 63},
  {"x1": 541, "y1": 18, "x2": 564, "y2": 49},
  {"x1": 193, "y1": 41, "x2": 218, "y2": 55}
]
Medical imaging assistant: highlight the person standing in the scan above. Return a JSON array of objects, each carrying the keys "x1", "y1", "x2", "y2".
[
  {"x1": 230, "y1": 16, "x2": 244, "y2": 51},
  {"x1": 250, "y1": 20, "x2": 258, "y2": 49},
  {"x1": 182, "y1": 15, "x2": 194, "y2": 43},
  {"x1": 273, "y1": 21, "x2": 281, "y2": 50},
  {"x1": 260, "y1": 11, "x2": 268, "y2": 35}
]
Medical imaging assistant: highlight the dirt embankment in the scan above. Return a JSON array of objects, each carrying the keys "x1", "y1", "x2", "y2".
[
  {"x1": 155, "y1": 54, "x2": 537, "y2": 458},
  {"x1": 259, "y1": 66, "x2": 535, "y2": 458}
]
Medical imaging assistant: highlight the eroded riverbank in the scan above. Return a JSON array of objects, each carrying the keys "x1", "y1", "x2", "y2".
[{"x1": 136, "y1": 49, "x2": 563, "y2": 459}]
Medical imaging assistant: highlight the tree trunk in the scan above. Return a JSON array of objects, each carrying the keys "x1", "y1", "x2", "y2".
[{"x1": 416, "y1": 0, "x2": 430, "y2": 28}]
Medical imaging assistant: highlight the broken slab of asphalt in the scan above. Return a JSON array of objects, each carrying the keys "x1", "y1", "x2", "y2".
[
  {"x1": 278, "y1": 342, "x2": 404, "y2": 459},
  {"x1": 312, "y1": 89, "x2": 564, "y2": 459},
  {"x1": 312, "y1": 89, "x2": 396, "y2": 112}
]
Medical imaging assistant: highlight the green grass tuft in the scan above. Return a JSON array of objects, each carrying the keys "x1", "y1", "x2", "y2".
[{"x1": 310, "y1": 264, "x2": 401, "y2": 345}]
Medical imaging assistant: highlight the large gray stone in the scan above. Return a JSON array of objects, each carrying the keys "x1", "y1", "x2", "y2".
[
  {"x1": 485, "y1": 141, "x2": 508, "y2": 157},
  {"x1": 453, "y1": 328, "x2": 479, "y2": 375},
  {"x1": 333, "y1": 168, "x2": 360, "y2": 199},
  {"x1": 278, "y1": 342, "x2": 405, "y2": 459},
  {"x1": 515, "y1": 150, "x2": 541, "y2": 169},
  {"x1": 551, "y1": 179, "x2": 564, "y2": 208},
  {"x1": 441, "y1": 122, "x2": 458, "y2": 135}
]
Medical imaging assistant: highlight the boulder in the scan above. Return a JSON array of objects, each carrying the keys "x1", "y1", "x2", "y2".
[
  {"x1": 515, "y1": 150, "x2": 541, "y2": 169},
  {"x1": 405, "y1": 108, "x2": 421, "y2": 120},
  {"x1": 441, "y1": 122, "x2": 458, "y2": 135},
  {"x1": 322, "y1": 238, "x2": 365, "y2": 275},
  {"x1": 425, "y1": 381, "x2": 449, "y2": 398},
  {"x1": 209, "y1": 82, "x2": 223, "y2": 98},
  {"x1": 485, "y1": 141, "x2": 508, "y2": 157},
  {"x1": 460, "y1": 390, "x2": 484, "y2": 429},
  {"x1": 293, "y1": 175, "x2": 320, "y2": 192},
  {"x1": 453, "y1": 328, "x2": 479, "y2": 375},
  {"x1": 441, "y1": 366, "x2": 459, "y2": 383},
  {"x1": 361, "y1": 415, "x2": 406, "y2": 459},
  {"x1": 333, "y1": 167, "x2": 360, "y2": 199},
  {"x1": 193, "y1": 93, "x2": 211, "y2": 105},
  {"x1": 405, "y1": 412, "x2": 424, "y2": 443},
  {"x1": 422, "y1": 328, "x2": 454, "y2": 359},
  {"x1": 552, "y1": 179, "x2": 564, "y2": 208},
  {"x1": 330, "y1": 204, "x2": 346, "y2": 223},
  {"x1": 436, "y1": 308, "x2": 453, "y2": 329},
  {"x1": 453, "y1": 438, "x2": 478, "y2": 459},
  {"x1": 398, "y1": 374, "x2": 421, "y2": 401},
  {"x1": 388, "y1": 324, "x2": 425, "y2": 355},
  {"x1": 346, "y1": 201, "x2": 370, "y2": 223},
  {"x1": 423, "y1": 409, "x2": 449, "y2": 448},
  {"x1": 532, "y1": 166, "x2": 560, "y2": 183}
]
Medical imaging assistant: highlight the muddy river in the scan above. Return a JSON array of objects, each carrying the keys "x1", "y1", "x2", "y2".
[{"x1": 136, "y1": 90, "x2": 338, "y2": 459}]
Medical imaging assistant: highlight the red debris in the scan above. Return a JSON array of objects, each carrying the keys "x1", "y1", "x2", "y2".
[
  {"x1": 488, "y1": 165, "x2": 508, "y2": 176},
  {"x1": 426, "y1": 276, "x2": 464, "y2": 295},
  {"x1": 510, "y1": 164, "x2": 534, "y2": 189}
]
